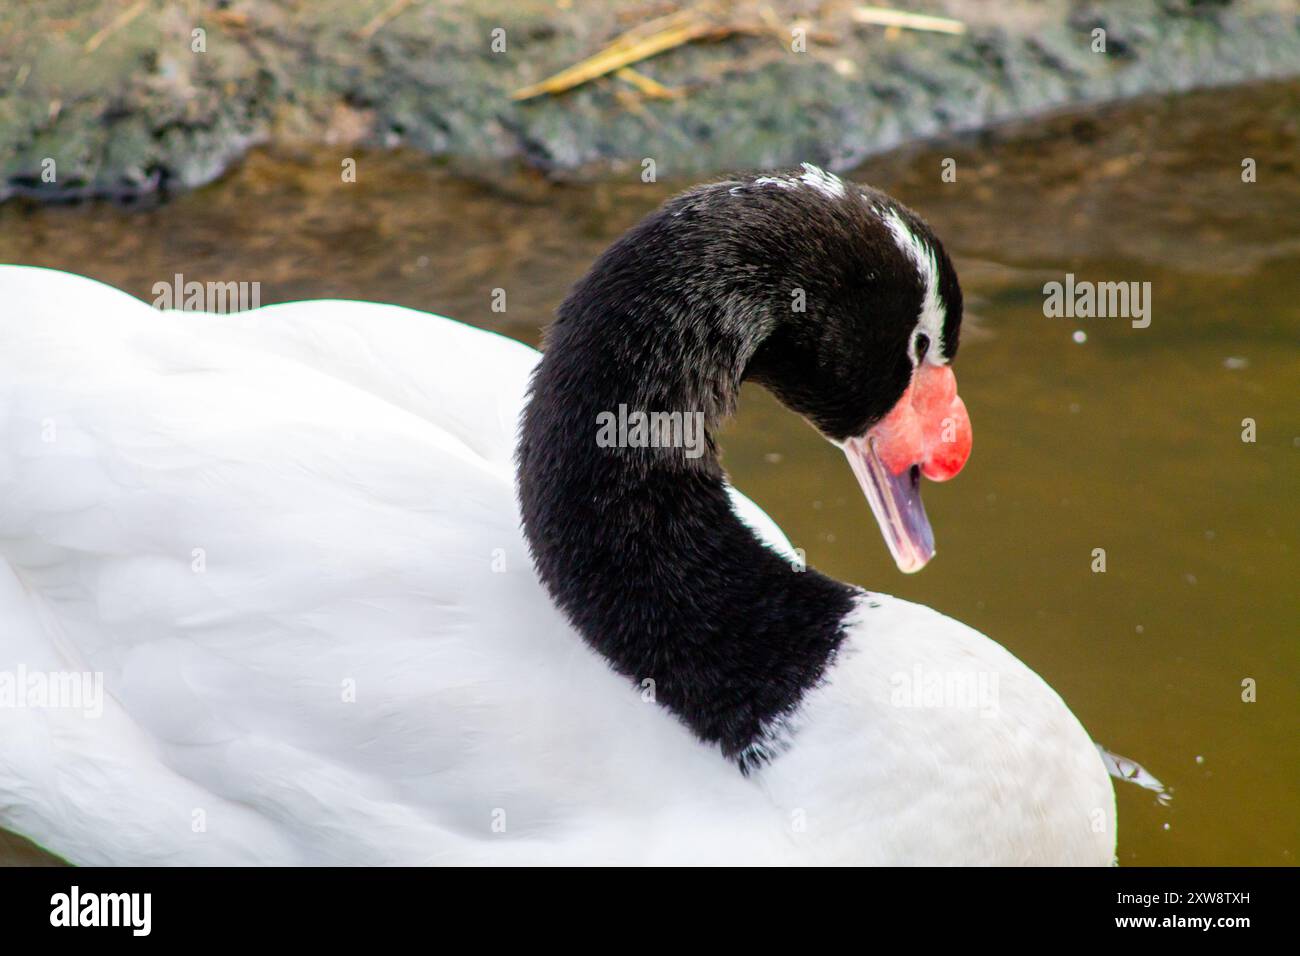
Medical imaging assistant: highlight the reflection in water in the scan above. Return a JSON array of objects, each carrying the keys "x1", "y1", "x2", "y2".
[{"x1": 0, "y1": 82, "x2": 1295, "y2": 867}]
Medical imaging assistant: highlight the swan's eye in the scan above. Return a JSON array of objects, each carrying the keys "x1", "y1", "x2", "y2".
[{"x1": 914, "y1": 333, "x2": 930, "y2": 365}]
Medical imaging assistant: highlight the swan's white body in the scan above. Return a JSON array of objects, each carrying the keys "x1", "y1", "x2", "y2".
[{"x1": 0, "y1": 266, "x2": 1115, "y2": 865}]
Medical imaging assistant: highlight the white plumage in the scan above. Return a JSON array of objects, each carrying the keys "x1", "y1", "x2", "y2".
[{"x1": 0, "y1": 266, "x2": 1114, "y2": 865}]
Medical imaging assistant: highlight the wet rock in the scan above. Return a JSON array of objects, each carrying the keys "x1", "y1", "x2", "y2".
[{"x1": 1, "y1": 0, "x2": 1297, "y2": 202}]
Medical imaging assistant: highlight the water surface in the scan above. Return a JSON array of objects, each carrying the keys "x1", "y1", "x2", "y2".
[{"x1": 2, "y1": 81, "x2": 1296, "y2": 866}]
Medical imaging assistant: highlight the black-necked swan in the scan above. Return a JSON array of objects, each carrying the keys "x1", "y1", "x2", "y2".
[{"x1": 0, "y1": 166, "x2": 1115, "y2": 865}]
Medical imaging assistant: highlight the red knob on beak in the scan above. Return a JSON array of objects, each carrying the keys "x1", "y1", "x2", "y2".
[{"x1": 841, "y1": 364, "x2": 973, "y2": 573}]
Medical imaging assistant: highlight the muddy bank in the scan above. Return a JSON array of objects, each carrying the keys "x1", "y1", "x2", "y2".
[{"x1": 1, "y1": 0, "x2": 1298, "y2": 202}]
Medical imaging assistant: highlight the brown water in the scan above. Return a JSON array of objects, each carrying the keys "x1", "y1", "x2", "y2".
[{"x1": 1, "y1": 82, "x2": 1296, "y2": 866}]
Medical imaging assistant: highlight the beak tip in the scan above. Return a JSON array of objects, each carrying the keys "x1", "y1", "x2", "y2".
[{"x1": 893, "y1": 548, "x2": 934, "y2": 575}]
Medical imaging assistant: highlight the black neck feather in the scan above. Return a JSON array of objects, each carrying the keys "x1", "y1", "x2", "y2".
[{"x1": 516, "y1": 197, "x2": 858, "y2": 770}]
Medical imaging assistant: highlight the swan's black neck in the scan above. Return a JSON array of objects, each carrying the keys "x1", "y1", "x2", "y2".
[{"x1": 517, "y1": 174, "x2": 958, "y2": 769}]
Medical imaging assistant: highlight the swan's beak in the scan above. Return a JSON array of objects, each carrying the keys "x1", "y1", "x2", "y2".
[
  {"x1": 843, "y1": 439, "x2": 934, "y2": 573},
  {"x1": 842, "y1": 365, "x2": 972, "y2": 574}
]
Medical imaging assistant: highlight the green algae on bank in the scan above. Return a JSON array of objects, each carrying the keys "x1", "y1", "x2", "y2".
[{"x1": 2, "y1": 0, "x2": 1299, "y2": 202}]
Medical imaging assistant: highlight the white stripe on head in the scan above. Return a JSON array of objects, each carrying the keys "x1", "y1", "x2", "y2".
[
  {"x1": 882, "y1": 208, "x2": 946, "y2": 366},
  {"x1": 751, "y1": 163, "x2": 846, "y2": 199},
  {"x1": 797, "y1": 163, "x2": 846, "y2": 199}
]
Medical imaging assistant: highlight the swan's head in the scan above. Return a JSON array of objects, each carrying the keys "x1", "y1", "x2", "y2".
[
  {"x1": 691, "y1": 166, "x2": 973, "y2": 573},
  {"x1": 545, "y1": 165, "x2": 971, "y2": 575}
]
